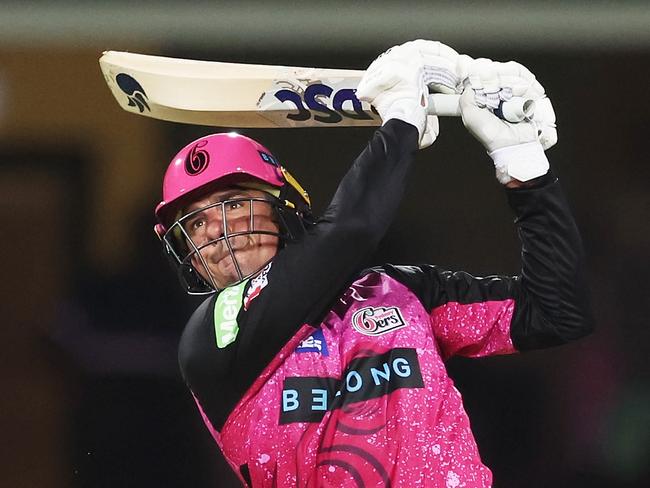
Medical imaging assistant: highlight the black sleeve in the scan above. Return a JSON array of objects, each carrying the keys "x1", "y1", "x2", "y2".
[
  {"x1": 506, "y1": 173, "x2": 594, "y2": 349},
  {"x1": 179, "y1": 120, "x2": 420, "y2": 428},
  {"x1": 379, "y1": 172, "x2": 594, "y2": 351},
  {"x1": 238, "y1": 119, "x2": 419, "y2": 352}
]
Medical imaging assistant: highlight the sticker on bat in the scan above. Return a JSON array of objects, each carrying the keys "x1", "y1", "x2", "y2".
[
  {"x1": 115, "y1": 73, "x2": 150, "y2": 113},
  {"x1": 257, "y1": 80, "x2": 380, "y2": 127}
]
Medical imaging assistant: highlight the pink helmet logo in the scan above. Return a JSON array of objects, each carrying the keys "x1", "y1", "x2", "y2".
[{"x1": 184, "y1": 140, "x2": 210, "y2": 176}]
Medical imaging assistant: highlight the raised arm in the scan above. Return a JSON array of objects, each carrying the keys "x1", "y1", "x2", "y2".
[{"x1": 379, "y1": 54, "x2": 592, "y2": 357}]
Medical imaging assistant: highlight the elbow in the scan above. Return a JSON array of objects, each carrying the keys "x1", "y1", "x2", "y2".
[
  {"x1": 557, "y1": 278, "x2": 596, "y2": 342},
  {"x1": 512, "y1": 298, "x2": 595, "y2": 351},
  {"x1": 556, "y1": 312, "x2": 595, "y2": 343},
  {"x1": 558, "y1": 303, "x2": 596, "y2": 342}
]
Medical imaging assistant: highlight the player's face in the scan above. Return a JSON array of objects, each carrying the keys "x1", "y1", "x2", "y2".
[{"x1": 182, "y1": 188, "x2": 279, "y2": 289}]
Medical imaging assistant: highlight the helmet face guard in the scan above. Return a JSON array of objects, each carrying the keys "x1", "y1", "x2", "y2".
[{"x1": 161, "y1": 194, "x2": 308, "y2": 295}]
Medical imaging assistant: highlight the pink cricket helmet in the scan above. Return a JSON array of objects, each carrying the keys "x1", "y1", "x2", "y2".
[{"x1": 155, "y1": 132, "x2": 299, "y2": 235}]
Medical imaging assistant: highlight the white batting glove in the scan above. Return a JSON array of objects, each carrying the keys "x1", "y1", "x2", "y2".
[
  {"x1": 460, "y1": 59, "x2": 557, "y2": 184},
  {"x1": 356, "y1": 43, "x2": 438, "y2": 149}
]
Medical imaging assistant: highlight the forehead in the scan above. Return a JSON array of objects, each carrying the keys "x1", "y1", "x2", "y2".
[{"x1": 185, "y1": 187, "x2": 266, "y2": 212}]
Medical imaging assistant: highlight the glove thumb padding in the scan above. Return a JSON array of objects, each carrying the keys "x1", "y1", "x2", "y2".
[
  {"x1": 357, "y1": 46, "x2": 434, "y2": 148},
  {"x1": 459, "y1": 87, "x2": 505, "y2": 147},
  {"x1": 355, "y1": 63, "x2": 401, "y2": 100},
  {"x1": 420, "y1": 115, "x2": 440, "y2": 149},
  {"x1": 533, "y1": 97, "x2": 558, "y2": 150}
]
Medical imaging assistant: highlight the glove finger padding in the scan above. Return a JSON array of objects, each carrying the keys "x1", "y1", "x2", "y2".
[
  {"x1": 466, "y1": 58, "x2": 504, "y2": 110},
  {"x1": 487, "y1": 60, "x2": 558, "y2": 150},
  {"x1": 490, "y1": 60, "x2": 544, "y2": 97},
  {"x1": 460, "y1": 77, "x2": 538, "y2": 149},
  {"x1": 401, "y1": 39, "x2": 462, "y2": 95},
  {"x1": 357, "y1": 43, "x2": 433, "y2": 148}
]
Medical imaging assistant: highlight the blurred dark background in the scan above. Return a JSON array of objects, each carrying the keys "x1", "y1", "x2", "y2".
[{"x1": 1, "y1": 1, "x2": 648, "y2": 487}]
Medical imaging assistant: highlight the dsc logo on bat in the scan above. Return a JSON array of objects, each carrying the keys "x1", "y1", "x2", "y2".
[{"x1": 259, "y1": 81, "x2": 379, "y2": 126}]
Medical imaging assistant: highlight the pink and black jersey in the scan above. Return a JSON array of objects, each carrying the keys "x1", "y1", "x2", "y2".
[{"x1": 178, "y1": 120, "x2": 593, "y2": 487}]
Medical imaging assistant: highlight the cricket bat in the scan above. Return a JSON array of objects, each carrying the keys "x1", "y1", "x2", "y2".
[{"x1": 99, "y1": 51, "x2": 533, "y2": 128}]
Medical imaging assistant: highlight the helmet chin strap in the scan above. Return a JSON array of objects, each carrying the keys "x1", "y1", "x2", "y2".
[{"x1": 279, "y1": 167, "x2": 311, "y2": 208}]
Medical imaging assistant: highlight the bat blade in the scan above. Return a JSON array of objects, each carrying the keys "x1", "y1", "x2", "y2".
[{"x1": 99, "y1": 51, "x2": 380, "y2": 128}]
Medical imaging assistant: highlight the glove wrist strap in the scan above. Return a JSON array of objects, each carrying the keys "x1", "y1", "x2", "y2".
[
  {"x1": 489, "y1": 141, "x2": 549, "y2": 185},
  {"x1": 382, "y1": 99, "x2": 427, "y2": 142}
]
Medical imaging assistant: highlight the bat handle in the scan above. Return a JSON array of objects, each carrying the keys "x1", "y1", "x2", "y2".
[{"x1": 428, "y1": 94, "x2": 535, "y2": 123}]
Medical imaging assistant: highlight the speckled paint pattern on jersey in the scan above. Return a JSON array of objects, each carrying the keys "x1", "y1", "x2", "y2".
[{"x1": 197, "y1": 271, "x2": 516, "y2": 487}]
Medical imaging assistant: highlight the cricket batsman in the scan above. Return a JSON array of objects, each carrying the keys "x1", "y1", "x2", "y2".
[{"x1": 153, "y1": 40, "x2": 593, "y2": 486}]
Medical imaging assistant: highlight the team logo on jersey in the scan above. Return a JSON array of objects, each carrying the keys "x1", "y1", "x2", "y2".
[
  {"x1": 243, "y1": 263, "x2": 271, "y2": 310},
  {"x1": 295, "y1": 328, "x2": 329, "y2": 356},
  {"x1": 351, "y1": 306, "x2": 408, "y2": 336}
]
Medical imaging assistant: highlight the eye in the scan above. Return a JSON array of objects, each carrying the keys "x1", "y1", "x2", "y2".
[
  {"x1": 226, "y1": 200, "x2": 245, "y2": 211},
  {"x1": 185, "y1": 215, "x2": 205, "y2": 233}
]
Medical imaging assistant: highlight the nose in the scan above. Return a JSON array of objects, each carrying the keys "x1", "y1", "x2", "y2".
[{"x1": 204, "y1": 207, "x2": 226, "y2": 241}]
